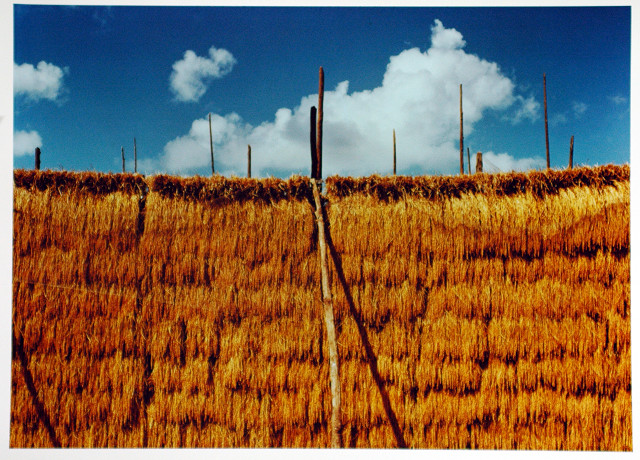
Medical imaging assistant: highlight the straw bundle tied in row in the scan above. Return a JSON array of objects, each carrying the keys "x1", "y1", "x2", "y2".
[{"x1": 11, "y1": 165, "x2": 630, "y2": 449}]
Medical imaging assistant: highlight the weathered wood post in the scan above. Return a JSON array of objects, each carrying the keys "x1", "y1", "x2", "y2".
[
  {"x1": 121, "y1": 146, "x2": 125, "y2": 173},
  {"x1": 544, "y1": 73, "x2": 550, "y2": 169},
  {"x1": 310, "y1": 106, "x2": 318, "y2": 179},
  {"x1": 209, "y1": 113, "x2": 215, "y2": 176},
  {"x1": 393, "y1": 129, "x2": 397, "y2": 175},
  {"x1": 476, "y1": 151, "x2": 483, "y2": 173},
  {"x1": 316, "y1": 67, "x2": 324, "y2": 180},
  {"x1": 311, "y1": 66, "x2": 341, "y2": 448},
  {"x1": 569, "y1": 135, "x2": 574, "y2": 170},
  {"x1": 467, "y1": 147, "x2": 471, "y2": 175},
  {"x1": 34, "y1": 147, "x2": 41, "y2": 171},
  {"x1": 460, "y1": 84, "x2": 464, "y2": 175},
  {"x1": 247, "y1": 145, "x2": 252, "y2": 178},
  {"x1": 134, "y1": 138, "x2": 137, "y2": 174}
]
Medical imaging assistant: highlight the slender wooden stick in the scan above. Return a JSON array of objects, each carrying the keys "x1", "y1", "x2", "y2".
[
  {"x1": 393, "y1": 129, "x2": 396, "y2": 175},
  {"x1": 311, "y1": 179, "x2": 341, "y2": 448},
  {"x1": 476, "y1": 151, "x2": 483, "y2": 173},
  {"x1": 467, "y1": 147, "x2": 471, "y2": 175},
  {"x1": 35, "y1": 147, "x2": 41, "y2": 171},
  {"x1": 569, "y1": 135, "x2": 574, "y2": 170},
  {"x1": 134, "y1": 138, "x2": 137, "y2": 174},
  {"x1": 459, "y1": 84, "x2": 464, "y2": 175},
  {"x1": 209, "y1": 113, "x2": 215, "y2": 175},
  {"x1": 247, "y1": 145, "x2": 251, "y2": 178},
  {"x1": 544, "y1": 74, "x2": 550, "y2": 169},
  {"x1": 121, "y1": 146, "x2": 125, "y2": 173},
  {"x1": 316, "y1": 67, "x2": 324, "y2": 180}
]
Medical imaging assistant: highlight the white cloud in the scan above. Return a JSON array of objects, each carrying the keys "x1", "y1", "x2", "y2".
[
  {"x1": 474, "y1": 151, "x2": 545, "y2": 173},
  {"x1": 14, "y1": 61, "x2": 67, "y2": 102},
  {"x1": 608, "y1": 95, "x2": 627, "y2": 105},
  {"x1": 510, "y1": 95, "x2": 540, "y2": 124},
  {"x1": 169, "y1": 46, "x2": 236, "y2": 102},
  {"x1": 572, "y1": 101, "x2": 587, "y2": 117},
  {"x1": 14, "y1": 130, "x2": 42, "y2": 157},
  {"x1": 550, "y1": 112, "x2": 567, "y2": 127},
  {"x1": 152, "y1": 20, "x2": 541, "y2": 177}
]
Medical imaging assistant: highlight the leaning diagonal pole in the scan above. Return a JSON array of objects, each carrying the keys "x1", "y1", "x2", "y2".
[
  {"x1": 311, "y1": 179, "x2": 341, "y2": 448},
  {"x1": 311, "y1": 66, "x2": 340, "y2": 448}
]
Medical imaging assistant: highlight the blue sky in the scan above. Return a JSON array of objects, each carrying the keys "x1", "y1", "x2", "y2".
[{"x1": 12, "y1": 3, "x2": 631, "y2": 178}]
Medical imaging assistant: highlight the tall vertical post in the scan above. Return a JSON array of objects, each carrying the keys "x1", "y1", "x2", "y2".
[
  {"x1": 569, "y1": 135, "x2": 574, "y2": 170},
  {"x1": 544, "y1": 73, "x2": 550, "y2": 169},
  {"x1": 467, "y1": 147, "x2": 471, "y2": 175},
  {"x1": 247, "y1": 144, "x2": 252, "y2": 178},
  {"x1": 310, "y1": 106, "x2": 318, "y2": 179},
  {"x1": 393, "y1": 129, "x2": 397, "y2": 175},
  {"x1": 209, "y1": 113, "x2": 215, "y2": 176},
  {"x1": 459, "y1": 84, "x2": 464, "y2": 175},
  {"x1": 134, "y1": 138, "x2": 137, "y2": 174},
  {"x1": 121, "y1": 146, "x2": 125, "y2": 173},
  {"x1": 476, "y1": 151, "x2": 483, "y2": 173},
  {"x1": 34, "y1": 147, "x2": 41, "y2": 171},
  {"x1": 316, "y1": 67, "x2": 324, "y2": 181}
]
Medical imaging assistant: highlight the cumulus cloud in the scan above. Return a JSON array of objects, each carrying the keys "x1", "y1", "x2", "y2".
[
  {"x1": 14, "y1": 130, "x2": 42, "y2": 157},
  {"x1": 14, "y1": 61, "x2": 67, "y2": 102},
  {"x1": 474, "y1": 151, "x2": 545, "y2": 173},
  {"x1": 170, "y1": 46, "x2": 236, "y2": 102},
  {"x1": 608, "y1": 95, "x2": 627, "y2": 105},
  {"x1": 152, "y1": 20, "x2": 540, "y2": 177}
]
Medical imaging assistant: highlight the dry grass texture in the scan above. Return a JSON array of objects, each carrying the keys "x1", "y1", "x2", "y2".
[{"x1": 12, "y1": 166, "x2": 630, "y2": 449}]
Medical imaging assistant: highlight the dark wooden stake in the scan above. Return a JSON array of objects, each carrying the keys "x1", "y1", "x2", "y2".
[
  {"x1": 34, "y1": 147, "x2": 41, "y2": 171},
  {"x1": 544, "y1": 73, "x2": 550, "y2": 169},
  {"x1": 569, "y1": 135, "x2": 574, "y2": 170},
  {"x1": 476, "y1": 151, "x2": 483, "y2": 173},
  {"x1": 134, "y1": 138, "x2": 137, "y2": 174},
  {"x1": 247, "y1": 144, "x2": 252, "y2": 178},
  {"x1": 393, "y1": 129, "x2": 397, "y2": 175},
  {"x1": 316, "y1": 67, "x2": 324, "y2": 180},
  {"x1": 121, "y1": 146, "x2": 125, "y2": 173},
  {"x1": 209, "y1": 113, "x2": 215, "y2": 176},
  {"x1": 459, "y1": 84, "x2": 464, "y2": 175},
  {"x1": 467, "y1": 147, "x2": 471, "y2": 175},
  {"x1": 310, "y1": 106, "x2": 318, "y2": 179}
]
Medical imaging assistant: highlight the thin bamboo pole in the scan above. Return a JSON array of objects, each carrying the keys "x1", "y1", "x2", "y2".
[
  {"x1": 209, "y1": 113, "x2": 215, "y2": 175},
  {"x1": 569, "y1": 135, "x2": 574, "y2": 169},
  {"x1": 393, "y1": 129, "x2": 396, "y2": 175},
  {"x1": 544, "y1": 73, "x2": 550, "y2": 169},
  {"x1": 460, "y1": 84, "x2": 464, "y2": 175}
]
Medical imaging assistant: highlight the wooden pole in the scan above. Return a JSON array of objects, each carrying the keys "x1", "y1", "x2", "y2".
[
  {"x1": 34, "y1": 147, "x2": 41, "y2": 171},
  {"x1": 544, "y1": 73, "x2": 550, "y2": 169},
  {"x1": 316, "y1": 67, "x2": 324, "y2": 180},
  {"x1": 459, "y1": 84, "x2": 464, "y2": 175},
  {"x1": 569, "y1": 135, "x2": 574, "y2": 170},
  {"x1": 121, "y1": 146, "x2": 125, "y2": 173},
  {"x1": 310, "y1": 106, "x2": 318, "y2": 179},
  {"x1": 247, "y1": 144, "x2": 252, "y2": 178},
  {"x1": 393, "y1": 129, "x2": 396, "y2": 175},
  {"x1": 311, "y1": 179, "x2": 341, "y2": 449},
  {"x1": 467, "y1": 147, "x2": 471, "y2": 175},
  {"x1": 134, "y1": 138, "x2": 137, "y2": 174},
  {"x1": 209, "y1": 113, "x2": 215, "y2": 175},
  {"x1": 476, "y1": 151, "x2": 483, "y2": 173}
]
